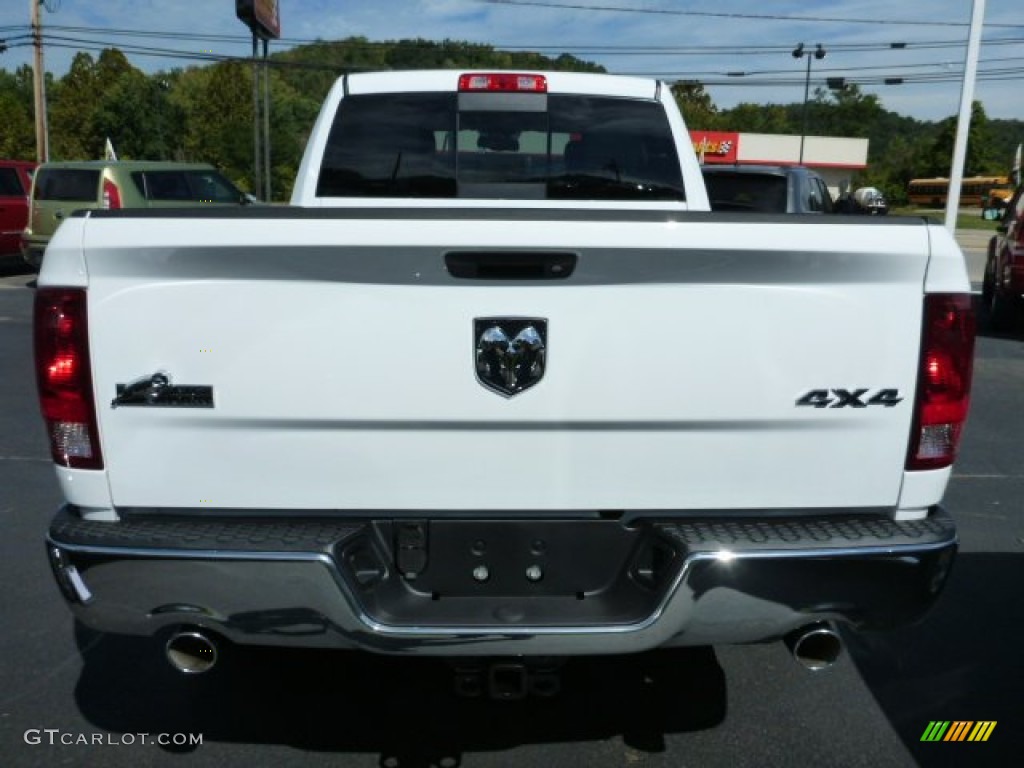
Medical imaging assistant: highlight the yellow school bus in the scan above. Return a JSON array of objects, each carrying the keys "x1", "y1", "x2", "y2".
[{"x1": 907, "y1": 175, "x2": 1012, "y2": 207}]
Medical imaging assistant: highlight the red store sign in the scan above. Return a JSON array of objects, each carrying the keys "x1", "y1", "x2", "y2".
[{"x1": 690, "y1": 131, "x2": 739, "y2": 164}]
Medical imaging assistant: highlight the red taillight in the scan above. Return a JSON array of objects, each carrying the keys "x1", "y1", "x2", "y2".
[
  {"x1": 102, "y1": 178, "x2": 121, "y2": 209},
  {"x1": 458, "y1": 73, "x2": 547, "y2": 93},
  {"x1": 33, "y1": 288, "x2": 103, "y2": 469},
  {"x1": 906, "y1": 294, "x2": 975, "y2": 471}
]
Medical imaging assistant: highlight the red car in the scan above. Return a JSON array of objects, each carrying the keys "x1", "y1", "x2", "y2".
[
  {"x1": 983, "y1": 184, "x2": 1024, "y2": 331},
  {"x1": 0, "y1": 160, "x2": 36, "y2": 266}
]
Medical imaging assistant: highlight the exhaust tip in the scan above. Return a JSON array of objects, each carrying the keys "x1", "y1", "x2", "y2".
[
  {"x1": 785, "y1": 623, "x2": 842, "y2": 671},
  {"x1": 166, "y1": 630, "x2": 218, "y2": 674}
]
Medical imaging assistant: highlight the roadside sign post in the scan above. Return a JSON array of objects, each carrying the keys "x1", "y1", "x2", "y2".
[
  {"x1": 250, "y1": 32, "x2": 261, "y2": 200},
  {"x1": 236, "y1": 1, "x2": 281, "y2": 201}
]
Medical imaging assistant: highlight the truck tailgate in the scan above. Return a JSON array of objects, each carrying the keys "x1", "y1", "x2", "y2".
[{"x1": 75, "y1": 211, "x2": 932, "y2": 513}]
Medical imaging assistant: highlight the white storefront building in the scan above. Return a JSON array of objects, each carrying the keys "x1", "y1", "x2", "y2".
[{"x1": 690, "y1": 130, "x2": 869, "y2": 199}]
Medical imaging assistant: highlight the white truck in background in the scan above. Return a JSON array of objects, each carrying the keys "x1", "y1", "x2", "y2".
[{"x1": 37, "y1": 70, "x2": 975, "y2": 695}]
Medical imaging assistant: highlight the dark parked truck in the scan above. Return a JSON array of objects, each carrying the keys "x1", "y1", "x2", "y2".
[
  {"x1": 701, "y1": 164, "x2": 835, "y2": 213},
  {"x1": 37, "y1": 71, "x2": 975, "y2": 693}
]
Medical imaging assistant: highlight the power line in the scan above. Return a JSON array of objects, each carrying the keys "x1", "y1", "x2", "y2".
[
  {"x1": 42, "y1": 34, "x2": 234, "y2": 64},
  {"x1": 22, "y1": 28, "x2": 1024, "y2": 68},
  {"x1": 481, "y1": 0, "x2": 1024, "y2": 29},
  {"x1": 635, "y1": 65, "x2": 1024, "y2": 86},
  {"x1": 3, "y1": 19, "x2": 1020, "y2": 79},
  {"x1": 28, "y1": 29, "x2": 1024, "y2": 83},
  {"x1": 33, "y1": 23, "x2": 1024, "y2": 53},
  {"x1": 45, "y1": 24, "x2": 261, "y2": 44},
  {"x1": 37, "y1": 39, "x2": 379, "y2": 74},
  {"x1": 691, "y1": 72, "x2": 1024, "y2": 87},
  {"x1": 7, "y1": 22, "x2": 1023, "y2": 96},
  {"x1": 678, "y1": 54, "x2": 1024, "y2": 80}
]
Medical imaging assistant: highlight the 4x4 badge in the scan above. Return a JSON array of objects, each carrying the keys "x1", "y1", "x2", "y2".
[{"x1": 474, "y1": 318, "x2": 547, "y2": 397}]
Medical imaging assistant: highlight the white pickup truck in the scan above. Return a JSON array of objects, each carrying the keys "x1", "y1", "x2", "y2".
[{"x1": 37, "y1": 70, "x2": 975, "y2": 691}]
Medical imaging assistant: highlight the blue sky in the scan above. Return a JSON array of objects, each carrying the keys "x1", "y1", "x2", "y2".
[{"x1": 0, "y1": 0, "x2": 1020, "y2": 122}]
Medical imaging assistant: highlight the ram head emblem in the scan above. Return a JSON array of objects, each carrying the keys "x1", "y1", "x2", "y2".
[{"x1": 474, "y1": 318, "x2": 547, "y2": 397}]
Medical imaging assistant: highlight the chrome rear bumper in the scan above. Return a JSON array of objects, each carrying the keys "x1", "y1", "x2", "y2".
[{"x1": 47, "y1": 505, "x2": 957, "y2": 656}]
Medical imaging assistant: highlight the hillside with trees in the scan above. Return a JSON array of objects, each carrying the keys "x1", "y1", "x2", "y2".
[{"x1": 1, "y1": 37, "x2": 1020, "y2": 202}]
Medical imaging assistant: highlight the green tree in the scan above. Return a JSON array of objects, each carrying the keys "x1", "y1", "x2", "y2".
[
  {"x1": 264, "y1": 70, "x2": 322, "y2": 199},
  {"x1": 93, "y1": 69, "x2": 183, "y2": 159},
  {"x1": 48, "y1": 49, "x2": 145, "y2": 159},
  {"x1": 720, "y1": 102, "x2": 795, "y2": 134},
  {"x1": 987, "y1": 119, "x2": 1024, "y2": 178},
  {"x1": 48, "y1": 52, "x2": 103, "y2": 158},
  {"x1": 924, "y1": 101, "x2": 999, "y2": 177},
  {"x1": 0, "y1": 66, "x2": 35, "y2": 158},
  {"x1": 94, "y1": 47, "x2": 134, "y2": 82},
  {"x1": 671, "y1": 81, "x2": 719, "y2": 129},
  {"x1": 169, "y1": 61, "x2": 255, "y2": 192},
  {"x1": 807, "y1": 84, "x2": 884, "y2": 138}
]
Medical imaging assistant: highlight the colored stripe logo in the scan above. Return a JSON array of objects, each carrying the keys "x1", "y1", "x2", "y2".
[{"x1": 921, "y1": 721, "x2": 996, "y2": 742}]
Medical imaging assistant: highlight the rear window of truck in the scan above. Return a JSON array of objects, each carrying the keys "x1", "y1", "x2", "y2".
[
  {"x1": 0, "y1": 167, "x2": 25, "y2": 196},
  {"x1": 35, "y1": 169, "x2": 100, "y2": 202},
  {"x1": 703, "y1": 172, "x2": 789, "y2": 213},
  {"x1": 130, "y1": 170, "x2": 242, "y2": 203},
  {"x1": 316, "y1": 92, "x2": 685, "y2": 201}
]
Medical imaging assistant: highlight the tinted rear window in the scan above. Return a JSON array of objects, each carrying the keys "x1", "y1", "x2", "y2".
[
  {"x1": 35, "y1": 169, "x2": 100, "y2": 202},
  {"x1": 317, "y1": 91, "x2": 684, "y2": 201},
  {"x1": 703, "y1": 172, "x2": 788, "y2": 213},
  {"x1": 0, "y1": 168, "x2": 25, "y2": 196},
  {"x1": 131, "y1": 170, "x2": 241, "y2": 203}
]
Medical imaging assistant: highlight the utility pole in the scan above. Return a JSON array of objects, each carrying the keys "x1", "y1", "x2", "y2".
[
  {"x1": 249, "y1": 35, "x2": 272, "y2": 200},
  {"x1": 251, "y1": 33, "x2": 261, "y2": 198},
  {"x1": 792, "y1": 43, "x2": 826, "y2": 166},
  {"x1": 31, "y1": 0, "x2": 49, "y2": 162},
  {"x1": 944, "y1": 0, "x2": 986, "y2": 232},
  {"x1": 262, "y1": 38, "x2": 271, "y2": 201}
]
